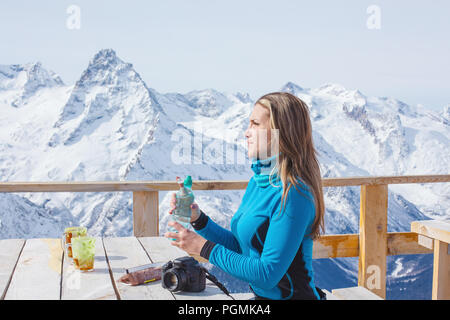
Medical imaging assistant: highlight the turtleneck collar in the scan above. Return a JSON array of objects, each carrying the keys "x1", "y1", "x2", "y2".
[{"x1": 250, "y1": 153, "x2": 281, "y2": 187}]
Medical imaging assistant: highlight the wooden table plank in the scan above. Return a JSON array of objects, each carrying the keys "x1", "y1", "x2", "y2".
[
  {"x1": 411, "y1": 220, "x2": 450, "y2": 244},
  {"x1": 4, "y1": 239, "x2": 62, "y2": 300},
  {"x1": 61, "y1": 237, "x2": 117, "y2": 300},
  {"x1": 138, "y1": 237, "x2": 234, "y2": 300},
  {"x1": 0, "y1": 239, "x2": 25, "y2": 299},
  {"x1": 137, "y1": 236, "x2": 186, "y2": 262},
  {"x1": 103, "y1": 236, "x2": 174, "y2": 300}
]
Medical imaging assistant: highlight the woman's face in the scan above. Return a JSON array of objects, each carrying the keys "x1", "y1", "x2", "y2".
[{"x1": 245, "y1": 103, "x2": 272, "y2": 160}]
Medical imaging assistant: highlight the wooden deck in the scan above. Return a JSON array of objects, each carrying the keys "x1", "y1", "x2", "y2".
[
  {"x1": 0, "y1": 174, "x2": 448, "y2": 299},
  {"x1": 0, "y1": 236, "x2": 254, "y2": 300}
]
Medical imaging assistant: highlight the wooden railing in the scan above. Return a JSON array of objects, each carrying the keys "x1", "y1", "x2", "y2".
[{"x1": 1, "y1": 174, "x2": 449, "y2": 299}]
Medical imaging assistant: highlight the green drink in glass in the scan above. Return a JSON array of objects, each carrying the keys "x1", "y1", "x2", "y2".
[{"x1": 72, "y1": 236, "x2": 96, "y2": 272}]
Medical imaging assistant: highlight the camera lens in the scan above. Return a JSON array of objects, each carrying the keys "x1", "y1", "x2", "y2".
[
  {"x1": 165, "y1": 273, "x2": 178, "y2": 289},
  {"x1": 162, "y1": 269, "x2": 187, "y2": 292}
]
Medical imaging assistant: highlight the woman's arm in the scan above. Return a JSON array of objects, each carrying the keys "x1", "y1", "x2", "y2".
[
  {"x1": 191, "y1": 210, "x2": 241, "y2": 254},
  {"x1": 168, "y1": 192, "x2": 241, "y2": 253},
  {"x1": 201, "y1": 187, "x2": 315, "y2": 290}
]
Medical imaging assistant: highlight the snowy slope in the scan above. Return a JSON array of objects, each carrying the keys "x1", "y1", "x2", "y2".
[{"x1": 0, "y1": 49, "x2": 448, "y2": 299}]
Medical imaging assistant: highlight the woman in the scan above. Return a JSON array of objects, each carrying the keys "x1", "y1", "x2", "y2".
[{"x1": 164, "y1": 92, "x2": 326, "y2": 300}]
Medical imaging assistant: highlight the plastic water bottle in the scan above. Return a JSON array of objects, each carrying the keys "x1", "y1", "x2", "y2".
[{"x1": 168, "y1": 176, "x2": 194, "y2": 239}]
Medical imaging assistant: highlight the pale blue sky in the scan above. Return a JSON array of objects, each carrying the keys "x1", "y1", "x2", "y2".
[{"x1": 0, "y1": 0, "x2": 449, "y2": 112}]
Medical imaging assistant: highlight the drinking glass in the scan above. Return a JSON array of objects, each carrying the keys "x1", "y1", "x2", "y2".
[
  {"x1": 71, "y1": 236, "x2": 96, "y2": 272},
  {"x1": 61, "y1": 226, "x2": 87, "y2": 259}
]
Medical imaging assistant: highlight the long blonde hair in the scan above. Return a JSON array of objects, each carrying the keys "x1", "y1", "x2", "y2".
[{"x1": 256, "y1": 92, "x2": 325, "y2": 240}]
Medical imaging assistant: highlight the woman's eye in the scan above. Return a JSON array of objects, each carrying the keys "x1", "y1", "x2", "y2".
[{"x1": 249, "y1": 120, "x2": 259, "y2": 128}]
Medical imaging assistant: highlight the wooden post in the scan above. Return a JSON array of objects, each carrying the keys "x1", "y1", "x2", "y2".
[
  {"x1": 358, "y1": 184, "x2": 388, "y2": 299},
  {"x1": 133, "y1": 191, "x2": 159, "y2": 237},
  {"x1": 432, "y1": 239, "x2": 450, "y2": 300}
]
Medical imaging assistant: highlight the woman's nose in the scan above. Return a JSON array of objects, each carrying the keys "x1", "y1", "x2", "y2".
[{"x1": 245, "y1": 126, "x2": 251, "y2": 138}]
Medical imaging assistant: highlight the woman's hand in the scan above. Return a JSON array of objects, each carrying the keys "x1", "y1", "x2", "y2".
[
  {"x1": 164, "y1": 221, "x2": 207, "y2": 256},
  {"x1": 168, "y1": 192, "x2": 201, "y2": 223}
]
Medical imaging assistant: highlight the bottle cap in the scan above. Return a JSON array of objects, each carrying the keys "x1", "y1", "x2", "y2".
[{"x1": 184, "y1": 176, "x2": 192, "y2": 189}]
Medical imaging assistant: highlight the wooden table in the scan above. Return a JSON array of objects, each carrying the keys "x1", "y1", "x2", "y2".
[
  {"x1": 0, "y1": 236, "x2": 254, "y2": 300},
  {"x1": 411, "y1": 220, "x2": 450, "y2": 300}
]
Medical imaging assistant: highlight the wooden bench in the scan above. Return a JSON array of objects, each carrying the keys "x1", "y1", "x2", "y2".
[
  {"x1": 411, "y1": 219, "x2": 450, "y2": 300},
  {"x1": 328, "y1": 286, "x2": 384, "y2": 300}
]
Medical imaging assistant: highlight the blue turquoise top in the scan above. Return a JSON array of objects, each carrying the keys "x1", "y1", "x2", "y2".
[{"x1": 192, "y1": 154, "x2": 322, "y2": 300}]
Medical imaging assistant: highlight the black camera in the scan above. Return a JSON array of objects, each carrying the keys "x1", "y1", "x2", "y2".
[{"x1": 161, "y1": 256, "x2": 206, "y2": 292}]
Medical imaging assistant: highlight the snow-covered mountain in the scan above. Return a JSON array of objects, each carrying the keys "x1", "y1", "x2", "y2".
[
  {"x1": 0, "y1": 62, "x2": 64, "y2": 108},
  {"x1": 0, "y1": 49, "x2": 448, "y2": 299}
]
